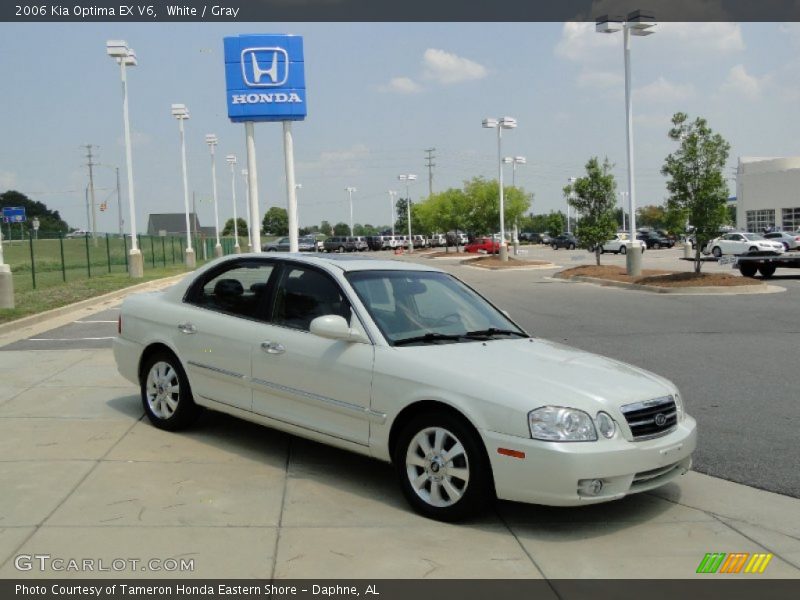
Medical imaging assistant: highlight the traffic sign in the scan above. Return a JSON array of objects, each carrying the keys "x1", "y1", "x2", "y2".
[{"x1": 1, "y1": 206, "x2": 26, "y2": 224}]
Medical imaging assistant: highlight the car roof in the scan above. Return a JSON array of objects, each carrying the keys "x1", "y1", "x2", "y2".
[{"x1": 217, "y1": 252, "x2": 443, "y2": 273}]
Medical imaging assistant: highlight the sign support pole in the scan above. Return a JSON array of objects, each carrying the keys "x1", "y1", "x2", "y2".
[
  {"x1": 283, "y1": 121, "x2": 299, "y2": 253},
  {"x1": 245, "y1": 121, "x2": 261, "y2": 253},
  {"x1": 0, "y1": 226, "x2": 12, "y2": 309}
]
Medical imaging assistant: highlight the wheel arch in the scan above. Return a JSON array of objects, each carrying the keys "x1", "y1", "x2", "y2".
[{"x1": 138, "y1": 341, "x2": 181, "y2": 384}]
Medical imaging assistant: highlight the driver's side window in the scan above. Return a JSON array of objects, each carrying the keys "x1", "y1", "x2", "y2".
[{"x1": 271, "y1": 266, "x2": 351, "y2": 331}]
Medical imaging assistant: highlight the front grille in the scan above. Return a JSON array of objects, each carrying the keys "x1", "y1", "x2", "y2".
[{"x1": 620, "y1": 396, "x2": 677, "y2": 441}]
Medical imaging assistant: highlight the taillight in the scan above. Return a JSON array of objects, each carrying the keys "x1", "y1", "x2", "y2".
[{"x1": 117, "y1": 315, "x2": 121, "y2": 334}]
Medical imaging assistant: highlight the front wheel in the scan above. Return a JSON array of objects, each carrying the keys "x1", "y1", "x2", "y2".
[
  {"x1": 712, "y1": 246, "x2": 722, "y2": 258},
  {"x1": 394, "y1": 412, "x2": 493, "y2": 522},
  {"x1": 569, "y1": 243, "x2": 576, "y2": 250},
  {"x1": 759, "y1": 264, "x2": 776, "y2": 278},
  {"x1": 620, "y1": 245, "x2": 627, "y2": 255},
  {"x1": 739, "y1": 263, "x2": 758, "y2": 278},
  {"x1": 653, "y1": 242, "x2": 661, "y2": 250},
  {"x1": 141, "y1": 352, "x2": 201, "y2": 431},
  {"x1": 552, "y1": 244, "x2": 558, "y2": 250}
]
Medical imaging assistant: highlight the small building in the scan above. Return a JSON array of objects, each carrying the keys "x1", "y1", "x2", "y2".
[
  {"x1": 736, "y1": 157, "x2": 800, "y2": 232},
  {"x1": 147, "y1": 213, "x2": 202, "y2": 236}
]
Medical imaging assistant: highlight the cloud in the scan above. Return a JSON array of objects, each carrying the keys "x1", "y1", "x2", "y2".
[
  {"x1": 657, "y1": 22, "x2": 744, "y2": 54},
  {"x1": 555, "y1": 22, "x2": 617, "y2": 63},
  {"x1": 377, "y1": 77, "x2": 423, "y2": 94},
  {"x1": 635, "y1": 77, "x2": 695, "y2": 103},
  {"x1": 422, "y1": 48, "x2": 487, "y2": 84},
  {"x1": 318, "y1": 143, "x2": 370, "y2": 165},
  {"x1": 576, "y1": 69, "x2": 624, "y2": 89},
  {"x1": 0, "y1": 170, "x2": 17, "y2": 190},
  {"x1": 721, "y1": 65, "x2": 766, "y2": 100}
]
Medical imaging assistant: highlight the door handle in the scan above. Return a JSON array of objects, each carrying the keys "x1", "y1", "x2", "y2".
[
  {"x1": 261, "y1": 341, "x2": 285, "y2": 355},
  {"x1": 177, "y1": 322, "x2": 197, "y2": 334}
]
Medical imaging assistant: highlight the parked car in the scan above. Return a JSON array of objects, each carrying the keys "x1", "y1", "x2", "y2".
[
  {"x1": 428, "y1": 234, "x2": 447, "y2": 247},
  {"x1": 464, "y1": 237, "x2": 500, "y2": 253},
  {"x1": 595, "y1": 233, "x2": 645, "y2": 255},
  {"x1": 763, "y1": 231, "x2": 800, "y2": 251},
  {"x1": 115, "y1": 254, "x2": 696, "y2": 521},
  {"x1": 551, "y1": 233, "x2": 579, "y2": 250},
  {"x1": 65, "y1": 229, "x2": 89, "y2": 238},
  {"x1": 323, "y1": 236, "x2": 354, "y2": 253},
  {"x1": 348, "y1": 236, "x2": 369, "y2": 251},
  {"x1": 703, "y1": 232, "x2": 785, "y2": 257},
  {"x1": 636, "y1": 232, "x2": 674, "y2": 249},
  {"x1": 519, "y1": 232, "x2": 549, "y2": 244},
  {"x1": 262, "y1": 236, "x2": 316, "y2": 252},
  {"x1": 446, "y1": 232, "x2": 469, "y2": 247}
]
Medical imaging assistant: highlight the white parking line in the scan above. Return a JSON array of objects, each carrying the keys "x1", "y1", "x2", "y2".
[
  {"x1": 73, "y1": 320, "x2": 118, "y2": 324},
  {"x1": 27, "y1": 337, "x2": 116, "y2": 341}
]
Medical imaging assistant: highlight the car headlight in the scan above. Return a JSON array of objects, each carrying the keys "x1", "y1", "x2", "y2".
[
  {"x1": 596, "y1": 411, "x2": 616, "y2": 439},
  {"x1": 529, "y1": 406, "x2": 597, "y2": 442},
  {"x1": 673, "y1": 392, "x2": 685, "y2": 422}
]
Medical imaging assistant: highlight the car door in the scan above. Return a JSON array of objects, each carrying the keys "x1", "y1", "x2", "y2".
[
  {"x1": 180, "y1": 258, "x2": 278, "y2": 412},
  {"x1": 250, "y1": 263, "x2": 374, "y2": 446}
]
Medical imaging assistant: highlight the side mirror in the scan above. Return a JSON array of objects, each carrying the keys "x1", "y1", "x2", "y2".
[{"x1": 309, "y1": 315, "x2": 367, "y2": 343}]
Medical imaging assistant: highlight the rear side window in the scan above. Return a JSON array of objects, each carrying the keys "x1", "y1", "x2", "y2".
[{"x1": 187, "y1": 261, "x2": 275, "y2": 320}]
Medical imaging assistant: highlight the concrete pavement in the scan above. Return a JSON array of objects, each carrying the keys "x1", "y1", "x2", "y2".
[{"x1": 0, "y1": 269, "x2": 798, "y2": 579}]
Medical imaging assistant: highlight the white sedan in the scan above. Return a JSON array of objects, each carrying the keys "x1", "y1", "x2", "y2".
[
  {"x1": 114, "y1": 254, "x2": 696, "y2": 521},
  {"x1": 597, "y1": 234, "x2": 645, "y2": 255},
  {"x1": 704, "y1": 232, "x2": 785, "y2": 257}
]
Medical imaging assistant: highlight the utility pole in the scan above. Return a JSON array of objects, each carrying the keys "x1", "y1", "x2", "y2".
[
  {"x1": 115, "y1": 167, "x2": 123, "y2": 236},
  {"x1": 424, "y1": 148, "x2": 436, "y2": 198},
  {"x1": 84, "y1": 144, "x2": 98, "y2": 245}
]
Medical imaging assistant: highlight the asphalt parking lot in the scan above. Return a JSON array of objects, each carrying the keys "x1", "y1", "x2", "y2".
[{"x1": 0, "y1": 248, "x2": 798, "y2": 579}]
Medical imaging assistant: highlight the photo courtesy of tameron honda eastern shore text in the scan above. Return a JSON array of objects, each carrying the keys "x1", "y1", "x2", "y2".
[{"x1": 114, "y1": 254, "x2": 697, "y2": 521}]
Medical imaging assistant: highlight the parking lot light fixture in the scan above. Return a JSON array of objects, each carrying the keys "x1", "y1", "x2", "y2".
[
  {"x1": 106, "y1": 39, "x2": 143, "y2": 278},
  {"x1": 241, "y1": 168, "x2": 253, "y2": 252},
  {"x1": 226, "y1": 154, "x2": 240, "y2": 253},
  {"x1": 596, "y1": 10, "x2": 656, "y2": 276},
  {"x1": 388, "y1": 190, "x2": 398, "y2": 236},
  {"x1": 398, "y1": 174, "x2": 417, "y2": 252},
  {"x1": 567, "y1": 176, "x2": 577, "y2": 234},
  {"x1": 345, "y1": 187, "x2": 357, "y2": 236},
  {"x1": 205, "y1": 134, "x2": 222, "y2": 257},
  {"x1": 171, "y1": 103, "x2": 195, "y2": 268},
  {"x1": 503, "y1": 156, "x2": 527, "y2": 253},
  {"x1": 483, "y1": 117, "x2": 518, "y2": 262}
]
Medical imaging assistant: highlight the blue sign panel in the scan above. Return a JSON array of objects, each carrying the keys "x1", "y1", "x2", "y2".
[
  {"x1": 224, "y1": 34, "x2": 307, "y2": 123},
  {"x1": 1, "y1": 206, "x2": 26, "y2": 224}
]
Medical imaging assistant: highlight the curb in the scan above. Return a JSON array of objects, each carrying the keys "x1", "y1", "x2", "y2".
[
  {"x1": 459, "y1": 256, "x2": 557, "y2": 271},
  {"x1": 556, "y1": 274, "x2": 783, "y2": 294},
  {"x1": 0, "y1": 273, "x2": 188, "y2": 336}
]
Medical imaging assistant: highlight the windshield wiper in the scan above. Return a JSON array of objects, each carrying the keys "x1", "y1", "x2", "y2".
[
  {"x1": 464, "y1": 328, "x2": 528, "y2": 339},
  {"x1": 394, "y1": 332, "x2": 463, "y2": 346}
]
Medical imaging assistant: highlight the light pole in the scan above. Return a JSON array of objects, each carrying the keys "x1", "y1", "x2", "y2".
[
  {"x1": 619, "y1": 191, "x2": 629, "y2": 231},
  {"x1": 241, "y1": 168, "x2": 253, "y2": 252},
  {"x1": 388, "y1": 190, "x2": 398, "y2": 236},
  {"x1": 483, "y1": 117, "x2": 517, "y2": 262},
  {"x1": 295, "y1": 183, "x2": 303, "y2": 237},
  {"x1": 345, "y1": 187, "x2": 357, "y2": 236},
  {"x1": 397, "y1": 174, "x2": 417, "y2": 252},
  {"x1": 503, "y1": 155, "x2": 526, "y2": 254},
  {"x1": 225, "y1": 155, "x2": 241, "y2": 253},
  {"x1": 0, "y1": 223, "x2": 10, "y2": 309},
  {"x1": 567, "y1": 176, "x2": 577, "y2": 234},
  {"x1": 597, "y1": 10, "x2": 655, "y2": 275},
  {"x1": 205, "y1": 134, "x2": 223, "y2": 257},
  {"x1": 171, "y1": 103, "x2": 195, "y2": 268},
  {"x1": 106, "y1": 40, "x2": 143, "y2": 278}
]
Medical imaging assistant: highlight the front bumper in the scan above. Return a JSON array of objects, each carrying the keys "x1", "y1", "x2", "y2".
[{"x1": 483, "y1": 416, "x2": 696, "y2": 506}]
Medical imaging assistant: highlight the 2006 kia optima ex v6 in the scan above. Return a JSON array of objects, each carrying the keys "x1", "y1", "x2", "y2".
[{"x1": 114, "y1": 254, "x2": 696, "y2": 521}]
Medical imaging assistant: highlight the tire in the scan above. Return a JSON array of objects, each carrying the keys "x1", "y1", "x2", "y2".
[
  {"x1": 739, "y1": 263, "x2": 758, "y2": 278},
  {"x1": 141, "y1": 351, "x2": 201, "y2": 431},
  {"x1": 653, "y1": 242, "x2": 661, "y2": 250},
  {"x1": 599, "y1": 247, "x2": 605, "y2": 254},
  {"x1": 758, "y1": 264, "x2": 776, "y2": 278},
  {"x1": 569, "y1": 243, "x2": 576, "y2": 250},
  {"x1": 749, "y1": 246, "x2": 759, "y2": 254},
  {"x1": 336, "y1": 245, "x2": 344, "y2": 253},
  {"x1": 620, "y1": 245, "x2": 627, "y2": 255},
  {"x1": 267, "y1": 248, "x2": 277, "y2": 252},
  {"x1": 551, "y1": 244, "x2": 558, "y2": 250},
  {"x1": 712, "y1": 246, "x2": 722, "y2": 258},
  {"x1": 394, "y1": 412, "x2": 493, "y2": 522}
]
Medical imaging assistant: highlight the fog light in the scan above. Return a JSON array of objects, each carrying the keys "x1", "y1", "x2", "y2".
[{"x1": 578, "y1": 478, "x2": 604, "y2": 496}]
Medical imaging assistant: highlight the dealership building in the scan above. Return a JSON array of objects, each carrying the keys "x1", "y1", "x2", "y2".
[{"x1": 736, "y1": 156, "x2": 800, "y2": 232}]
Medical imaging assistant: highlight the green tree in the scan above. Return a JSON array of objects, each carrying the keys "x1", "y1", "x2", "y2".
[
  {"x1": 222, "y1": 217, "x2": 248, "y2": 238},
  {"x1": 0, "y1": 190, "x2": 70, "y2": 234},
  {"x1": 637, "y1": 205, "x2": 668, "y2": 229},
  {"x1": 461, "y1": 177, "x2": 531, "y2": 236},
  {"x1": 415, "y1": 188, "x2": 471, "y2": 251},
  {"x1": 262, "y1": 207, "x2": 289, "y2": 236},
  {"x1": 395, "y1": 198, "x2": 420, "y2": 235},
  {"x1": 319, "y1": 220, "x2": 333, "y2": 236},
  {"x1": 332, "y1": 222, "x2": 350, "y2": 236},
  {"x1": 661, "y1": 112, "x2": 731, "y2": 273},
  {"x1": 545, "y1": 211, "x2": 567, "y2": 236},
  {"x1": 564, "y1": 157, "x2": 618, "y2": 265}
]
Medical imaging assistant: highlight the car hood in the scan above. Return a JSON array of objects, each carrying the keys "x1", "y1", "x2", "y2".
[{"x1": 393, "y1": 337, "x2": 674, "y2": 416}]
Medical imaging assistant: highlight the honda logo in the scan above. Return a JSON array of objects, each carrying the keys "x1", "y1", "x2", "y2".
[{"x1": 240, "y1": 47, "x2": 289, "y2": 87}]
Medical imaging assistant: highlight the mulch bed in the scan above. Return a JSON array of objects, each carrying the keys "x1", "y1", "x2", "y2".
[
  {"x1": 465, "y1": 256, "x2": 553, "y2": 269},
  {"x1": 557, "y1": 265, "x2": 760, "y2": 288}
]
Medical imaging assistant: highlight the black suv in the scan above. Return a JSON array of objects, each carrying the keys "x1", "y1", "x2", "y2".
[
  {"x1": 636, "y1": 232, "x2": 674, "y2": 249},
  {"x1": 551, "y1": 233, "x2": 579, "y2": 250}
]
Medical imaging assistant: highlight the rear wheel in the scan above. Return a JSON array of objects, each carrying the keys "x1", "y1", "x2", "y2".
[
  {"x1": 394, "y1": 412, "x2": 493, "y2": 522},
  {"x1": 552, "y1": 244, "x2": 558, "y2": 250},
  {"x1": 620, "y1": 245, "x2": 627, "y2": 255},
  {"x1": 758, "y1": 264, "x2": 776, "y2": 278},
  {"x1": 739, "y1": 263, "x2": 758, "y2": 278},
  {"x1": 141, "y1": 352, "x2": 201, "y2": 431},
  {"x1": 712, "y1": 246, "x2": 722, "y2": 258},
  {"x1": 569, "y1": 243, "x2": 576, "y2": 250},
  {"x1": 653, "y1": 242, "x2": 661, "y2": 250},
  {"x1": 749, "y1": 246, "x2": 759, "y2": 253}
]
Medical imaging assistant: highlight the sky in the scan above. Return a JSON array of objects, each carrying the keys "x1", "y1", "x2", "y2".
[{"x1": 1, "y1": 21, "x2": 800, "y2": 234}]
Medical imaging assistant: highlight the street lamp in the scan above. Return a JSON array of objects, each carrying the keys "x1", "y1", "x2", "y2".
[
  {"x1": 503, "y1": 156, "x2": 527, "y2": 253},
  {"x1": 295, "y1": 183, "x2": 303, "y2": 237},
  {"x1": 597, "y1": 9, "x2": 656, "y2": 275},
  {"x1": 345, "y1": 187, "x2": 357, "y2": 236},
  {"x1": 567, "y1": 176, "x2": 577, "y2": 234},
  {"x1": 483, "y1": 117, "x2": 517, "y2": 261},
  {"x1": 106, "y1": 39, "x2": 143, "y2": 278},
  {"x1": 241, "y1": 168, "x2": 253, "y2": 252},
  {"x1": 226, "y1": 154, "x2": 241, "y2": 254},
  {"x1": 397, "y1": 174, "x2": 417, "y2": 252},
  {"x1": 388, "y1": 190, "x2": 398, "y2": 236},
  {"x1": 205, "y1": 134, "x2": 223, "y2": 257},
  {"x1": 171, "y1": 103, "x2": 195, "y2": 268}
]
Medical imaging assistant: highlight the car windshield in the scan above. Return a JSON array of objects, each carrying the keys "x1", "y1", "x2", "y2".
[{"x1": 346, "y1": 270, "x2": 527, "y2": 346}]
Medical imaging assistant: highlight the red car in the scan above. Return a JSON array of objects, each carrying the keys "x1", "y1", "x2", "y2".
[{"x1": 464, "y1": 237, "x2": 500, "y2": 254}]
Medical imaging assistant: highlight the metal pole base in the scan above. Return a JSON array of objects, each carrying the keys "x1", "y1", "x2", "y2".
[
  {"x1": 247, "y1": 243, "x2": 253, "y2": 253},
  {"x1": 128, "y1": 249, "x2": 144, "y2": 279},
  {"x1": 234, "y1": 245, "x2": 242, "y2": 254},
  {"x1": 683, "y1": 241, "x2": 693, "y2": 259},
  {"x1": 0, "y1": 265, "x2": 15, "y2": 309},
  {"x1": 626, "y1": 242, "x2": 642, "y2": 276},
  {"x1": 499, "y1": 244, "x2": 509, "y2": 262},
  {"x1": 513, "y1": 242, "x2": 520, "y2": 256},
  {"x1": 185, "y1": 247, "x2": 196, "y2": 269},
  {"x1": 407, "y1": 242, "x2": 414, "y2": 253},
  {"x1": 214, "y1": 244, "x2": 223, "y2": 258}
]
